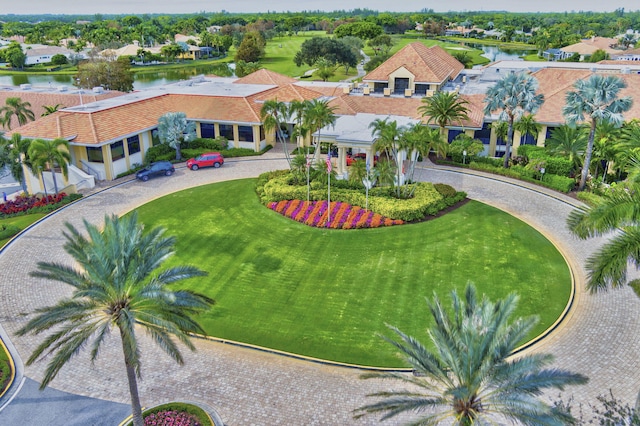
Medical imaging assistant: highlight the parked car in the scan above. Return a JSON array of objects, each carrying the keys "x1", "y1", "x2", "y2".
[
  {"x1": 136, "y1": 161, "x2": 175, "y2": 182},
  {"x1": 186, "y1": 152, "x2": 224, "y2": 171},
  {"x1": 347, "y1": 153, "x2": 378, "y2": 166}
]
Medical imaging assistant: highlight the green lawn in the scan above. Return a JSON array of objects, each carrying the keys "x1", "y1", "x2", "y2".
[
  {"x1": 135, "y1": 178, "x2": 571, "y2": 367},
  {"x1": 0, "y1": 213, "x2": 47, "y2": 247}
]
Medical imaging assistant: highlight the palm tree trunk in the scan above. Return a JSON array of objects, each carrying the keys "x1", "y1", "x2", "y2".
[
  {"x1": 121, "y1": 340, "x2": 144, "y2": 426},
  {"x1": 579, "y1": 120, "x2": 597, "y2": 191},
  {"x1": 504, "y1": 118, "x2": 514, "y2": 168},
  {"x1": 41, "y1": 172, "x2": 48, "y2": 197}
]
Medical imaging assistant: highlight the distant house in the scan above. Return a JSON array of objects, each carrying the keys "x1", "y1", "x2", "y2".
[
  {"x1": 542, "y1": 48, "x2": 564, "y2": 61},
  {"x1": 24, "y1": 45, "x2": 81, "y2": 65},
  {"x1": 559, "y1": 37, "x2": 623, "y2": 61},
  {"x1": 611, "y1": 47, "x2": 640, "y2": 62}
]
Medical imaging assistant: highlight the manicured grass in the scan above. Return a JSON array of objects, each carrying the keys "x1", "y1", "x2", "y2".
[
  {"x1": 0, "y1": 213, "x2": 47, "y2": 247},
  {"x1": 134, "y1": 178, "x2": 571, "y2": 367},
  {"x1": 0, "y1": 341, "x2": 11, "y2": 396},
  {"x1": 262, "y1": 31, "x2": 331, "y2": 78}
]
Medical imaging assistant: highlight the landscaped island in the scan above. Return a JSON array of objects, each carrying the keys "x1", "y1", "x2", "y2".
[{"x1": 133, "y1": 177, "x2": 572, "y2": 367}]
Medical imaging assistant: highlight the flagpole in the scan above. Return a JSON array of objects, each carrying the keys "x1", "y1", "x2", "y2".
[{"x1": 327, "y1": 152, "x2": 331, "y2": 228}]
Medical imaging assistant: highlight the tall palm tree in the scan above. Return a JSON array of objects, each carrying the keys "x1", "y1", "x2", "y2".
[
  {"x1": 16, "y1": 213, "x2": 213, "y2": 426},
  {"x1": 484, "y1": 72, "x2": 544, "y2": 168},
  {"x1": 419, "y1": 91, "x2": 470, "y2": 136},
  {"x1": 260, "y1": 99, "x2": 291, "y2": 167},
  {"x1": 513, "y1": 113, "x2": 541, "y2": 148},
  {"x1": 370, "y1": 118, "x2": 403, "y2": 197},
  {"x1": 545, "y1": 124, "x2": 587, "y2": 171},
  {"x1": 28, "y1": 138, "x2": 71, "y2": 195},
  {"x1": 563, "y1": 74, "x2": 632, "y2": 191},
  {"x1": 355, "y1": 284, "x2": 588, "y2": 425},
  {"x1": 0, "y1": 97, "x2": 36, "y2": 130},
  {"x1": 399, "y1": 123, "x2": 432, "y2": 190},
  {"x1": 567, "y1": 184, "x2": 640, "y2": 291},
  {"x1": 304, "y1": 99, "x2": 337, "y2": 164}
]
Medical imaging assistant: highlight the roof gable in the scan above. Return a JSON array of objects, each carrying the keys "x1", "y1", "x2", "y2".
[
  {"x1": 363, "y1": 42, "x2": 464, "y2": 84},
  {"x1": 233, "y1": 69, "x2": 296, "y2": 86}
]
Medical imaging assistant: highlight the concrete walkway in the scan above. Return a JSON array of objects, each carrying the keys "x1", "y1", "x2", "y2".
[{"x1": 1, "y1": 148, "x2": 640, "y2": 424}]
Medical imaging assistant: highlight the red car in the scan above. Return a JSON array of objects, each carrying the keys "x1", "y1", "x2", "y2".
[
  {"x1": 347, "y1": 153, "x2": 378, "y2": 166},
  {"x1": 186, "y1": 152, "x2": 224, "y2": 170}
]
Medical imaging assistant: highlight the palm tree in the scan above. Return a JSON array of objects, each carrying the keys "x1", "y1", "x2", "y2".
[
  {"x1": 304, "y1": 99, "x2": 337, "y2": 164},
  {"x1": 545, "y1": 124, "x2": 587, "y2": 171},
  {"x1": 41, "y1": 104, "x2": 64, "y2": 117},
  {"x1": 419, "y1": 91, "x2": 470, "y2": 136},
  {"x1": 513, "y1": 113, "x2": 541, "y2": 148},
  {"x1": 15, "y1": 213, "x2": 213, "y2": 426},
  {"x1": 28, "y1": 138, "x2": 71, "y2": 195},
  {"x1": 370, "y1": 118, "x2": 403, "y2": 197},
  {"x1": 355, "y1": 284, "x2": 588, "y2": 425},
  {"x1": 563, "y1": 74, "x2": 632, "y2": 191},
  {"x1": 484, "y1": 72, "x2": 544, "y2": 168},
  {"x1": 567, "y1": 184, "x2": 640, "y2": 291},
  {"x1": 399, "y1": 123, "x2": 432, "y2": 189},
  {"x1": 0, "y1": 97, "x2": 36, "y2": 130},
  {"x1": 4, "y1": 133, "x2": 35, "y2": 194},
  {"x1": 260, "y1": 99, "x2": 291, "y2": 167}
]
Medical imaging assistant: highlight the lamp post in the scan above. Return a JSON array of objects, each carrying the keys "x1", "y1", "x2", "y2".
[
  {"x1": 463, "y1": 150, "x2": 467, "y2": 165},
  {"x1": 540, "y1": 167, "x2": 545, "y2": 181}
]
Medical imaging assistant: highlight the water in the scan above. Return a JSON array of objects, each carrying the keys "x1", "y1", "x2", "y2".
[
  {"x1": 461, "y1": 43, "x2": 536, "y2": 61},
  {"x1": 0, "y1": 63, "x2": 234, "y2": 90}
]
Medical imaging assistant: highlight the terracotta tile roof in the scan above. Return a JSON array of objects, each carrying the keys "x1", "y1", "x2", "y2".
[
  {"x1": 251, "y1": 83, "x2": 325, "y2": 104},
  {"x1": 0, "y1": 90, "x2": 124, "y2": 130},
  {"x1": 532, "y1": 68, "x2": 640, "y2": 125},
  {"x1": 233, "y1": 69, "x2": 296, "y2": 86},
  {"x1": 363, "y1": 42, "x2": 464, "y2": 84},
  {"x1": 13, "y1": 92, "x2": 264, "y2": 144},
  {"x1": 561, "y1": 37, "x2": 623, "y2": 55},
  {"x1": 327, "y1": 92, "x2": 484, "y2": 129}
]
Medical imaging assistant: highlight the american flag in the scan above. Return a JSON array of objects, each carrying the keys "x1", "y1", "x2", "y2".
[{"x1": 326, "y1": 153, "x2": 332, "y2": 172}]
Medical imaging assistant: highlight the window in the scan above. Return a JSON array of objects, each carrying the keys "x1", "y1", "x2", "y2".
[
  {"x1": 219, "y1": 124, "x2": 234, "y2": 140},
  {"x1": 200, "y1": 123, "x2": 215, "y2": 139},
  {"x1": 474, "y1": 123, "x2": 492, "y2": 145},
  {"x1": 111, "y1": 140, "x2": 125, "y2": 161},
  {"x1": 87, "y1": 146, "x2": 104, "y2": 163},
  {"x1": 127, "y1": 135, "x2": 141, "y2": 155},
  {"x1": 238, "y1": 126, "x2": 253, "y2": 142},
  {"x1": 520, "y1": 133, "x2": 537, "y2": 146},
  {"x1": 259, "y1": 125, "x2": 265, "y2": 141},
  {"x1": 447, "y1": 129, "x2": 463, "y2": 143},
  {"x1": 415, "y1": 84, "x2": 429, "y2": 96},
  {"x1": 373, "y1": 82, "x2": 388, "y2": 93}
]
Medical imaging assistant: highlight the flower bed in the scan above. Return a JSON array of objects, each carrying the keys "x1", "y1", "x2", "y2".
[
  {"x1": 143, "y1": 409, "x2": 202, "y2": 426},
  {"x1": 0, "y1": 193, "x2": 81, "y2": 217},
  {"x1": 269, "y1": 200, "x2": 403, "y2": 229}
]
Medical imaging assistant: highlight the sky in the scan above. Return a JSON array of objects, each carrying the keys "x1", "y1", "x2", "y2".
[{"x1": 2, "y1": 0, "x2": 639, "y2": 15}]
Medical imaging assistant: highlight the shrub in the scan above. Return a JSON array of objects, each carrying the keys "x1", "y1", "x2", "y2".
[
  {"x1": 188, "y1": 137, "x2": 228, "y2": 151},
  {"x1": 434, "y1": 183, "x2": 457, "y2": 198},
  {"x1": 123, "y1": 402, "x2": 213, "y2": 426},
  {"x1": 576, "y1": 191, "x2": 604, "y2": 207},
  {"x1": 468, "y1": 161, "x2": 575, "y2": 193},
  {"x1": 449, "y1": 135, "x2": 484, "y2": 163},
  {"x1": 145, "y1": 144, "x2": 174, "y2": 163}
]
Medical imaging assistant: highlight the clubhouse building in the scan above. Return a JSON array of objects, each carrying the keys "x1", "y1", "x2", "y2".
[{"x1": 9, "y1": 42, "x2": 640, "y2": 193}]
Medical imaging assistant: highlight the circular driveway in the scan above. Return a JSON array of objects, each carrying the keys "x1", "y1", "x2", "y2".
[{"x1": 1, "y1": 153, "x2": 640, "y2": 424}]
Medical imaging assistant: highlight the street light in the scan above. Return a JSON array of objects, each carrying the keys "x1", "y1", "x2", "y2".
[
  {"x1": 462, "y1": 150, "x2": 467, "y2": 165},
  {"x1": 540, "y1": 167, "x2": 545, "y2": 181}
]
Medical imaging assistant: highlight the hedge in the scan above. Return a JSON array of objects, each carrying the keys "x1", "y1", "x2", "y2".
[{"x1": 468, "y1": 161, "x2": 575, "y2": 193}]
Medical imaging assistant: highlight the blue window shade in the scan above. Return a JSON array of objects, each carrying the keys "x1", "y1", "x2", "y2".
[
  {"x1": 200, "y1": 123, "x2": 215, "y2": 139},
  {"x1": 447, "y1": 129, "x2": 462, "y2": 143}
]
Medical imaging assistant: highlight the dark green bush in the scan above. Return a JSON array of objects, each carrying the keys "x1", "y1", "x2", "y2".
[
  {"x1": 145, "y1": 144, "x2": 174, "y2": 163},
  {"x1": 188, "y1": 137, "x2": 227, "y2": 151},
  {"x1": 516, "y1": 145, "x2": 573, "y2": 177},
  {"x1": 434, "y1": 183, "x2": 457, "y2": 197},
  {"x1": 468, "y1": 161, "x2": 575, "y2": 193}
]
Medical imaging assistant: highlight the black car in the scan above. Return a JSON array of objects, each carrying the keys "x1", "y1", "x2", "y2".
[{"x1": 136, "y1": 161, "x2": 175, "y2": 181}]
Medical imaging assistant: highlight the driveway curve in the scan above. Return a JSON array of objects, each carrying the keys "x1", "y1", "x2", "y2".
[{"x1": 1, "y1": 151, "x2": 640, "y2": 425}]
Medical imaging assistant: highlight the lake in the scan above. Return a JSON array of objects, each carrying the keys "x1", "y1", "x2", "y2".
[
  {"x1": 459, "y1": 43, "x2": 536, "y2": 61},
  {"x1": 0, "y1": 63, "x2": 234, "y2": 90}
]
